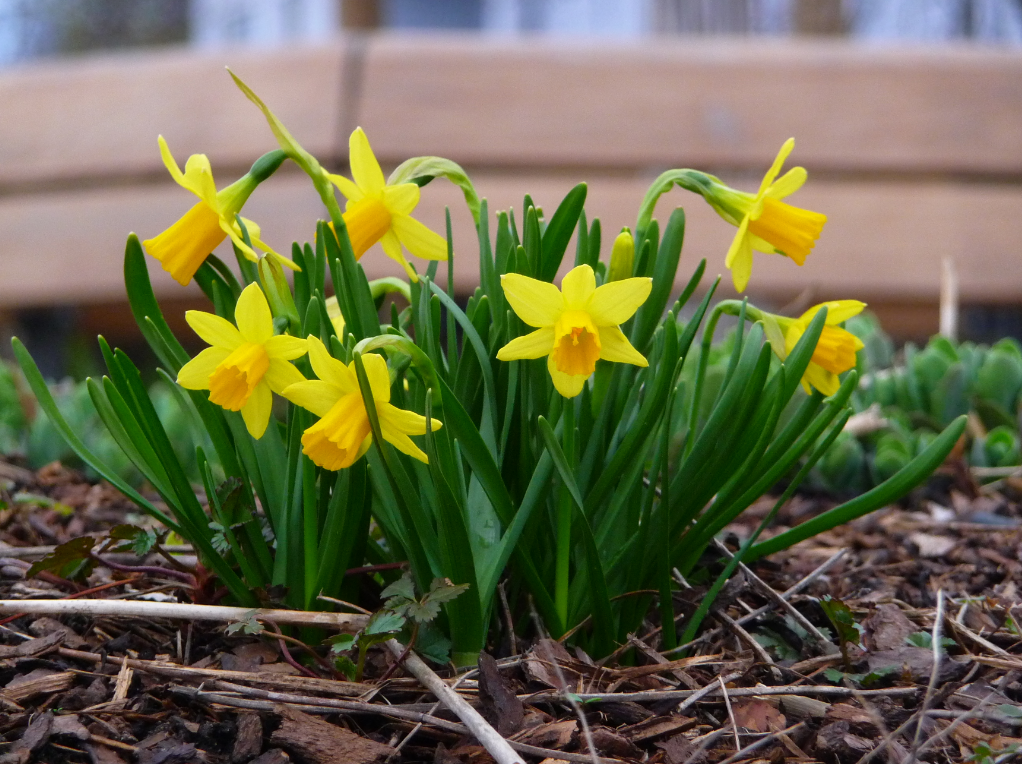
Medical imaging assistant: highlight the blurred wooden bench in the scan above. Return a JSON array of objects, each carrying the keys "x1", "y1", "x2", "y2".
[{"x1": 2, "y1": 35, "x2": 1021, "y2": 340}]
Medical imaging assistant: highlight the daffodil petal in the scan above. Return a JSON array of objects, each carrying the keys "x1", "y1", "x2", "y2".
[
  {"x1": 546, "y1": 354, "x2": 587, "y2": 398},
  {"x1": 379, "y1": 402, "x2": 436, "y2": 437},
  {"x1": 264, "y1": 358, "x2": 307, "y2": 394},
  {"x1": 380, "y1": 422, "x2": 429, "y2": 463},
  {"x1": 264, "y1": 334, "x2": 309, "y2": 361},
  {"x1": 380, "y1": 230, "x2": 418, "y2": 280},
  {"x1": 349, "y1": 127, "x2": 385, "y2": 194},
  {"x1": 329, "y1": 172, "x2": 364, "y2": 202},
  {"x1": 240, "y1": 382, "x2": 273, "y2": 438},
  {"x1": 307, "y1": 336, "x2": 356, "y2": 392},
  {"x1": 589, "y1": 278, "x2": 653, "y2": 326},
  {"x1": 501, "y1": 274, "x2": 563, "y2": 328},
  {"x1": 177, "y1": 346, "x2": 230, "y2": 389},
  {"x1": 224, "y1": 224, "x2": 260, "y2": 263},
  {"x1": 360, "y1": 352, "x2": 392, "y2": 404},
  {"x1": 391, "y1": 214, "x2": 448, "y2": 261},
  {"x1": 281, "y1": 379, "x2": 339, "y2": 418},
  {"x1": 597, "y1": 326, "x2": 648, "y2": 366},
  {"x1": 383, "y1": 183, "x2": 420, "y2": 216},
  {"x1": 725, "y1": 217, "x2": 754, "y2": 293},
  {"x1": 182, "y1": 153, "x2": 218, "y2": 208},
  {"x1": 804, "y1": 363, "x2": 840, "y2": 397},
  {"x1": 158, "y1": 136, "x2": 188, "y2": 191},
  {"x1": 496, "y1": 327, "x2": 556, "y2": 361},
  {"x1": 801, "y1": 300, "x2": 867, "y2": 326},
  {"x1": 235, "y1": 283, "x2": 274, "y2": 345},
  {"x1": 765, "y1": 166, "x2": 807, "y2": 199},
  {"x1": 186, "y1": 311, "x2": 243, "y2": 351},
  {"x1": 759, "y1": 138, "x2": 795, "y2": 195},
  {"x1": 560, "y1": 265, "x2": 596, "y2": 310}
]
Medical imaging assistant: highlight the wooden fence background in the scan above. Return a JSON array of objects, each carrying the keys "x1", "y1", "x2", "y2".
[{"x1": 2, "y1": 34, "x2": 1021, "y2": 345}]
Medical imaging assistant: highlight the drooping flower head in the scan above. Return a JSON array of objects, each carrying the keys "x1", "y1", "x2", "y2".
[
  {"x1": 282, "y1": 337, "x2": 442, "y2": 470},
  {"x1": 177, "y1": 283, "x2": 308, "y2": 437},
  {"x1": 764, "y1": 300, "x2": 866, "y2": 396},
  {"x1": 329, "y1": 128, "x2": 448, "y2": 280},
  {"x1": 143, "y1": 137, "x2": 296, "y2": 286},
  {"x1": 701, "y1": 138, "x2": 826, "y2": 293},
  {"x1": 496, "y1": 264, "x2": 652, "y2": 398}
]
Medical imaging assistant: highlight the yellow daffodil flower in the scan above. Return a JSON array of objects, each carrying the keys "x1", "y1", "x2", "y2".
[
  {"x1": 282, "y1": 337, "x2": 442, "y2": 470},
  {"x1": 143, "y1": 136, "x2": 295, "y2": 286},
  {"x1": 702, "y1": 138, "x2": 826, "y2": 293},
  {"x1": 764, "y1": 300, "x2": 866, "y2": 396},
  {"x1": 177, "y1": 283, "x2": 308, "y2": 438},
  {"x1": 496, "y1": 264, "x2": 652, "y2": 398},
  {"x1": 328, "y1": 128, "x2": 448, "y2": 280}
]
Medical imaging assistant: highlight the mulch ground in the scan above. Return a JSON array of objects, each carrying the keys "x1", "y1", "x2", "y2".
[{"x1": 0, "y1": 458, "x2": 1019, "y2": 763}]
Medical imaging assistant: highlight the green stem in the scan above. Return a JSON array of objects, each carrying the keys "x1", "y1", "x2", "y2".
[{"x1": 554, "y1": 399, "x2": 575, "y2": 626}]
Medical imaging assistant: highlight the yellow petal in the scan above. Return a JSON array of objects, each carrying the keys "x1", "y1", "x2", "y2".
[
  {"x1": 183, "y1": 153, "x2": 219, "y2": 209},
  {"x1": 379, "y1": 403, "x2": 440, "y2": 437},
  {"x1": 391, "y1": 214, "x2": 448, "y2": 261},
  {"x1": 307, "y1": 336, "x2": 356, "y2": 393},
  {"x1": 264, "y1": 358, "x2": 306, "y2": 394},
  {"x1": 349, "y1": 127, "x2": 385, "y2": 194},
  {"x1": 264, "y1": 334, "x2": 309, "y2": 361},
  {"x1": 496, "y1": 327, "x2": 556, "y2": 361},
  {"x1": 360, "y1": 352, "x2": 392, "y2": 405},
  {"x1": 560, "y1": 265, "x2": 596, "y2": 311},
  {"x1": 329, "y1": 172, "x2": 364, "y2": 202},
  {"x1": 380, "y1": 230, "x2": 418, "y2": 281},
  {"x1": 597, "y1": 326, "x2": 648, "y2": 366},
  {"x1": 176, "y1": 347, "x2": 230, "y2": 389},
  {"x1": 382, "y1": 183, "x2": 420, "y2": 216},
  {"x1": 281, "y1": 379, "x2": 339, "y2": 418},
  {"x1": 546, "y1": 354, "x2": 587, "y2": 398},
  {"x1": 588, "y1": 278, "x2": 652, "y2": 326},
  {"x1": 240, "y1": 382, "x2": 273, "y2": 438},
  {"x1": 500, "y1": 273, "x2": 563, "y2": 328},
  {"x1": 800, "y1": 300, "x2": 867, "y2": 326},
  {"x1": 234, "y1": 283, "x2": 274, "y2": 345},
  {"x1": 725, "y1": 217, "x2": 754, "y2": 293},
  {"x1": 380, "y1": 426, "x2": 429, "y2": 463},
  {"x1": 158, "y1": 136, "x2": 188, "y2": 191},
  {"x1": 758, "y1": 138, "x2": 795, "y2": 196},
  {"x1": 803, "y1": 363, "x2": 840, "y2": 397},
  {"x1": 186, "y1": 310, "x2": 243, "y2": 351},
  {"x1": 766, "y1": 166, "x2": 807, "y2": 199}
]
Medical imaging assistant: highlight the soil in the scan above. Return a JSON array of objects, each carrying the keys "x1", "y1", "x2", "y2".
[{"x1": 0, "y1": 457, "x2": 1019, "y2": 764}]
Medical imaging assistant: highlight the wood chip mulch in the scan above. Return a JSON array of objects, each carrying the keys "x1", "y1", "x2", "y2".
[{"x1": 0, "y1": 458, "x2": 1019, "y2": 763}]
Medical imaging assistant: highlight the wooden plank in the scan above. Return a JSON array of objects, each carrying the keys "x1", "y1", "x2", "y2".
[
  {"x1": 2, "y1": 171, "x2": 1021, "y2": 308},
  {"x1": 358, "y1": 36, "x2": 1022, "y2": 174},
  {"x1": 0, "y1": 43, "x2": 347, "y2": 186}
]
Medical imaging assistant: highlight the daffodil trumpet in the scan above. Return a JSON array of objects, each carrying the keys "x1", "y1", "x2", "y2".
[
  {"x1": 496, "y1": 264, "x2": 652, "y2": 398},
  {"x1": 143, "y1": 140, "x2": 297, "y2": 286}
]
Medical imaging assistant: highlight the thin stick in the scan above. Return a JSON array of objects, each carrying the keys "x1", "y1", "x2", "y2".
[
  {"x1": 719, "y1": 676, "x2": 741, "y2": 752},
  {"x1": 676, "y1": 671, "x2": 744, "y2": 714},
  {"x1": 530, "y1": 683, "x2": 917, "y2": 705},
  {"x1": 0, "y1": 598, "x2": 366, "y2": 630},
  {"x1": 717, "y1": 722, "x2": 805, "y2": 764},
  {"x1": 384, "y1": 639, "x2": 524, "y2": 764},
  {"x1": 907, "y1": 590, "x2": 945, "y2": 763}
]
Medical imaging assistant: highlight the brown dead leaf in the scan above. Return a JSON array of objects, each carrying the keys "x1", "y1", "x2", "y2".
[
  {"x1": 477, "y1": 652, "x2": 524, "y2": 736},
  {"x1": 732, "y1": 698, "x2": 786, "y2": 732},
  {"x1": 271, "y1": 706, "x2": 391, "y2": 764},
  {"x1": 863, "y1": 603, "x2": 917, "y2": 652},
  {"x1": 511, "y1": 720, "x2": 577, "y2": 750}
]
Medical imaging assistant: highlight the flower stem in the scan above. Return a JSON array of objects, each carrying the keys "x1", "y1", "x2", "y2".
[{"x1": 554, "y1": 399, "x2": 575, "y2": 628}]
